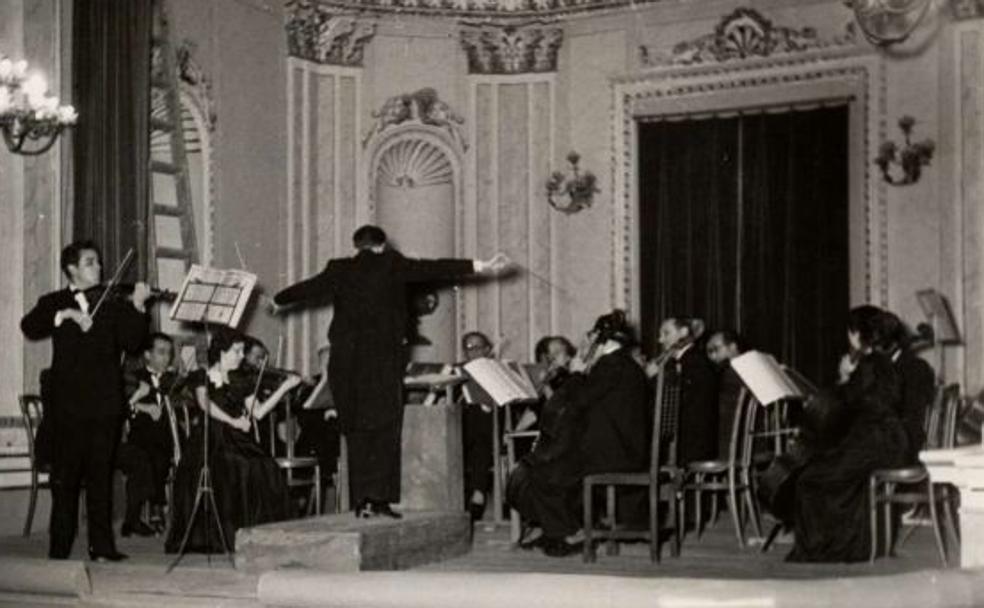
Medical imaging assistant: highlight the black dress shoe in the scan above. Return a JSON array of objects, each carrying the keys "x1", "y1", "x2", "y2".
[
  {"x1": 88, "y1": 550, "x2": 128, "y2": 563},
  {"x1": 541, "y1": 538, "x2": 581, "y2": 558},
  {"x1": 372, "y1": 502, "x2": 403, "y2": 519},
  {"x1": 121, "y1": 521, "x2": 156, "y2": 538}
]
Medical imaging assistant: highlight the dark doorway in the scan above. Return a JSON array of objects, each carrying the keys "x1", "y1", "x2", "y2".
[{"x1": 638, "y1": 106, "x2": 850, "y2": 386}]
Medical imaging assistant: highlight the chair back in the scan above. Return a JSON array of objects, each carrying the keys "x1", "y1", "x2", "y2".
[
  {"x1": 649, "y1": 361, "x2": 675, "y2": 477},
  {"x1": 732, "y1": 389, "x2": 759, "y2": 470},
  {"x1": 18, "y1": 395, "x2": 43, "y2": 462}
]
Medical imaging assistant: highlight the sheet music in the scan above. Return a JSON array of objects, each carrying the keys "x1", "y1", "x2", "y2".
[
  {"x1": 463, "y1": 358, "x2": 539, "y2": 407},
  {"x1": 731, "y1": 351, "x2": 805, "y2": 406},
  {"x1": 169, "y1": 264, "x2": 257, "y2": 328}
]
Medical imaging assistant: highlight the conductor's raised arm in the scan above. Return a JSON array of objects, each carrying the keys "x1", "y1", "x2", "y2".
[{"x1": 272, "y1": 261, "x2": 339, "y2": 312}]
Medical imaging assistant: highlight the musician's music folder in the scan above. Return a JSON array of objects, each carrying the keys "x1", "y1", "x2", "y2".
[
  {"x1": 731, "y1": 351, "x2": 807, "y2": 406},
  {"x1": 170, "y1": 265, "x2": 257, "y2": 328},
  {"x1": 462, "y1": 358, "x2": 539, "y2": 407}
]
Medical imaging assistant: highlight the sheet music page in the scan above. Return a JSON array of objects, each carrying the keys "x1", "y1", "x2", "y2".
[
  {"x1": 730, "y1": 351, "x2": 804, "y2": 405},
  {"x1": 463, "y1": 358, "x2": 538, "y2": 406},
  {"x1": 170, "y1": 264, "x2": 257, "y2": 328}
]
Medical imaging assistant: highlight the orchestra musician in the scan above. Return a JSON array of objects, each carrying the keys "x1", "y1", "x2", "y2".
[
  {"x1": 165, "y1": 328, "x2": 302, "y2": 553},
  {"x1": 882, "y1": 312, "x2": 936, "y2": 464},
  {"x1": 458, "y1": 331, "x2": 498, "y2": 522},
  {"x1": 705, "y1": 329, "x2": 746, "y2": 460},
  {"x1": 787, "y1": 305, "x2": 909, "y2": 563},
  {"x1": 272, "y1": 224, "x2": 510, "y2": 520},
  {"x1": 20, "y1": 240, "x2": 150, "y2": 562},
  {"x1": 655, "y1": 316, "x2": 719, "y2": 465},
  {"x1": 119, "y1": 332, "x2": 183, "y2": 536}
]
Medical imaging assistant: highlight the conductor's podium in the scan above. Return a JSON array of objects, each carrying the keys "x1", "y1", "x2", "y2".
[
  {"x1": 236, "y1": 510, "x2": 470, "y2": 573},
  {"x1": 400, "y1": 401, "x2": 465, "y2": 513}
]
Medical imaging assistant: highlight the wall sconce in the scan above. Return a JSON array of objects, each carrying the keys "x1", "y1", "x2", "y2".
[
  {"x1": 845, "y1": 0, "x2": 934, "y2": 46},
  {"x1": 0, "y1": 56, "x2": 77, "y2": 156},
  {"x1": 875, "y1": 115, "x2": 935, "y2": 186},
  {"x1": 546, "y1": 151, "x2": 598, "y2": 215}
]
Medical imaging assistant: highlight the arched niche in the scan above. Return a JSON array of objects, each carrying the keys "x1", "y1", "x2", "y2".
[{"x1": 366, "y1": 125, "x2": 465, "y2": 363}]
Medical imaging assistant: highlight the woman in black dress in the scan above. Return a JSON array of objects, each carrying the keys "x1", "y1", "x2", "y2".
[
  {"x1": 787, "y1": 306, "x2": 909, "y2": 562},
  {"x1": 166, "y1": 329, "x2": 301, "y2": 553}
]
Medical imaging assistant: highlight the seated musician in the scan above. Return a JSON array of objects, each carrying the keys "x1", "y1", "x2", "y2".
[
  {"x1": 787, "y1": 305, "x2": 909, "y2": 563},
  {"x1": 656, "y1": 316, "x2": 719, "y2": 465},
  {"x1": 295, "y1": 343, "x2": 341, "y2": 505},
  {"x1": 458, "y1": 331, "x2": 498, "y2": 522},
  {"x1": 882, "y1": 312, "x2": 936, "y2": 463},
  {"x1": 705, "y1": 329, "x2": 745, "y2": 459},
  {"x1": 506, "y1": 333, "x2": 584, "y2": 556},
  {"x1": 165, "y1": 328, "x2": 302, "y2": 553},
  {"x1": 119, "y1": 332, "x2": 182, "y2": 536}
]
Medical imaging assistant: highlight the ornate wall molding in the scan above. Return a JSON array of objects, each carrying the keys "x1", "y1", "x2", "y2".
[
  {"x1": 611, "y1": 50, "x2": 888, "y2": 320},
  {"x1": 286, "y1": 0, "x2": 377, "y2": 66},
  {"x1": 459, "y1": 22, "x2": 563, "y2": 74},
  {"x1": 952, "y1": 0, "x2": 984, "y2": 20},
  {"x1": 362, "y1": 88, "x2": 468, "y2": 151},
  {"x1": 304, "y1": 0, "x2": 662, "y2": 18},
  {"x1": 640, "y1": 7, "x2": 859, "y2": 67}
]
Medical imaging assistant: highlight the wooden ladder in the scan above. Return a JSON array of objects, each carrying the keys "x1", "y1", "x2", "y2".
[{"x1": 148, "y1": 0, "x2": 198, "y2": 288}]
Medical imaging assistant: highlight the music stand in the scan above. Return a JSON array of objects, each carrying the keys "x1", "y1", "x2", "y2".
[
  {"x1": 166, "y1": 265, "x2": 257, "y2": 572},
  {"x1": 916, "y1": 289, "x2": 961, "y2": 383}
]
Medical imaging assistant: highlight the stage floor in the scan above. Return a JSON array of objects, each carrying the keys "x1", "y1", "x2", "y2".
[{"x1": 0, "y1": 513, "x2": 952, "y2": 607}]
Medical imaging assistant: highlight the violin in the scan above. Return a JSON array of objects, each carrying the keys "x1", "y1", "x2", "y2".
[{"x1": 85, "y1": 283, "x2": 177, "y2": 304}]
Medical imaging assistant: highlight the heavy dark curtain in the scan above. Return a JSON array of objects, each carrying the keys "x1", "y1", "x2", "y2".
[
  {"x1": 639, "y1": 106, "x2": 849, "y2": 386},
  {"x1": 73, "y1": 0, "x2": 153, "y2": 280}
]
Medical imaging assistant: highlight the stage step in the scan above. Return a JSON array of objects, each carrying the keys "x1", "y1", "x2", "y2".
[{"x1": 235, "y1": 511, "x2": 470, "y2": 574}]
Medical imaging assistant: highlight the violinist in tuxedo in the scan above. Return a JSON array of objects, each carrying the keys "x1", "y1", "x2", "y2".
[
  {"x1": 21, "y1": 240, "x2": 150, "y2": 561},
  {"x1": 882, "y1": 312, "x2": 936, "y2": 463},
  {"x1": 657, "y1": 317, "x2": 718, "y2": 465},
  {"x1": 121, "y1": 332, "x2": 181, "y2": 535},
  {"x1": 705, "y1": 329, "x2": 745, "y2": 459},
  {"x1": 272, "y1": 224, "x2": 510, "y2": 519}
]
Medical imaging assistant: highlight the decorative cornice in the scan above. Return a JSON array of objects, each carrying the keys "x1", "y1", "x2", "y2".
[
  {"x1": 459, "y1": 22, "x2": 563, "y2": 74},
  {"x1": 951, "y1": 0, "x2": 984, "y2": 20},
  {"x1": 307, "y1": 0, "x2": 661, "y2": 18},
  {"x1": 286, "y1": 0, "x2": 377, "y2": 66},
  {"x1": 640, "y1": 7, "x2": 858, "y2": 67},
  {"x1": 363, "y1": 88, "x2": 467, "y2": 151}
]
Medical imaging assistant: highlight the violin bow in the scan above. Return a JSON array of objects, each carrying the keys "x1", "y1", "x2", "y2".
[{"x1": 89, "y1": 247, "x2": 135, "y2": 318}]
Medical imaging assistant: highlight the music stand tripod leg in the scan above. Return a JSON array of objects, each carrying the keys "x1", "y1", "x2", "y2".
[{"x1": 167, "y1": 319, "x2": 235, "y2": 572}]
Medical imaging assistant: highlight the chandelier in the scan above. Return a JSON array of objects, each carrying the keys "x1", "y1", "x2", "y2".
[{"x1": 0, "y1": 56, "x2": 77, "y2": 156}]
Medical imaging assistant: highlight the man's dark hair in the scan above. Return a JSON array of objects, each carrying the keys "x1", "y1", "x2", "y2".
[
  {"x1": 712, "y1": 329, "x2": 745, "y2": 352},
  {"x1": 593, "y1": 309, "x2": 636, "y2": 346},
  {"x1": 60, "y1": 239, "x2": 101, "y2": 278},
  {"x1": 353, "y1": 225, "x2": 387, "y2": 250},
  {"x1": 143, "y1": 332, "x2": 174, "y2": 353},
  {"x1": 462, "y1": 331, "x2": 492, "y2": 350},
  {"x1": 534, "y1": 336, "x2": 553, "y2": 363},
  {"x1": 208, "y1": 327, "x2": 247, "y2": 365},
  {"x1": 243, "y1": 335, "x2": 268, "y2": 356}
]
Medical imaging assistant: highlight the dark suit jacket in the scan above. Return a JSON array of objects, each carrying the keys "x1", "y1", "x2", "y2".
[
  {"x1": 273, "y1": 249, "x2": 474, "y2": 431},
  {"x1": 21, "y1": 288, "x2": 148, "y2": 421},
  {"x1": 894, "y1": 349, "x2": 935, "y2": 459},
  {"x1": 674, "y1": 345, "x2": 719, "y2": 464},
  {"x1": 576, "y1": 348, "x2": 651, "y2": 475}
]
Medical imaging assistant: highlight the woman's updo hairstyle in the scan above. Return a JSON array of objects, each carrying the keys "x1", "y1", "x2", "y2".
[
  {"x1": 592, "y1": 309, "x2": 636, "y2": 347},
  {"x1": 207, "y1": 327, "x2": 247, "y2": 365}
]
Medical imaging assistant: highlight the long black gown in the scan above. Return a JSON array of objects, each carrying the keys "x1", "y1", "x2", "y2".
[
  {"x1": 165, "y1": 369, "x2": 288, "y2": 553},
  {"x1": 787, "y1": 352, "x2": 909, "y2": 563}
]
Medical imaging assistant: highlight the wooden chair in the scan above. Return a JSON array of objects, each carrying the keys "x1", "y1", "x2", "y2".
[
  {"x1": 869, "y1": 383, "x2": 961, "y2": 565},
  {"x1": 676, "y1": 388, "x2": 762, "y2": 547},
  {"x1": 501, "y1": 401, "x2": 539, "y2": 543},
  {"x1": 582, "y1": 364, "x2": 681, "y2": 563},
  {"x1": 18, "y1": 394, "x2": 49, "y2": 536},
  {"x1": 268, "y1": 397, "x2": 322, "y2": 516}
]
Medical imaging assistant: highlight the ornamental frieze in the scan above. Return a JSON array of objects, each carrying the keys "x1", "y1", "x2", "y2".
[
  {"x1": 286, "y1": 0, "x2": 377, "y2": 66},
  {"x1": 640, "y1": 7, "x2": 857, "y2": 67},
  {"x1": 459, "y1": 22, "x2": 563, "y2": 74}
]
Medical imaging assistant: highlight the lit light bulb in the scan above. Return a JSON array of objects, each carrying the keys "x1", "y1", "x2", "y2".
[{"x1": 22, "y1": 74, "x2": 48, "y2": 107}]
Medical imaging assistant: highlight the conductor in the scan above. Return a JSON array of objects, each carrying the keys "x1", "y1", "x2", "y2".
[{"x1": 272, "y1": 225, "x2": 510, "y2": 518}]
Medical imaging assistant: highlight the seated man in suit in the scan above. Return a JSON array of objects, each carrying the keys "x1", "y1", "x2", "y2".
[
  {"x1": 706, "y1": 329, "x2": 746, "y2": 459},
  {"x1": 458, "y1": 331, "x2": 498, "y2": 522}
]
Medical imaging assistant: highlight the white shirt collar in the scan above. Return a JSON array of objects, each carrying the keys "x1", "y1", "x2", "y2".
[{"x1": 207, "y1": 367, "x2": 227, "y2": 388}]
